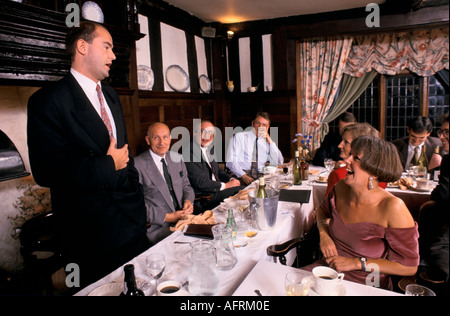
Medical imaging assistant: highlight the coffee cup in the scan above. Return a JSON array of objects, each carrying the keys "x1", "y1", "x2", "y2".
[
  {"x1": 157, "y1": 280, "x2": 187, "y2": 296},
  {"x1": 312, "y1": 266, "x2": 344, "y2": 296},
  {"x1": 415, "y1": 178, "x2": 430, "y2": 190}
]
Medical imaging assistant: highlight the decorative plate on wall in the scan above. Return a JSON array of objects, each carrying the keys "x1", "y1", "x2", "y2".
[
  {"x1": 199, "y1": 74, "x2": 211, "y2": 93},
  {"x1": 137, "y1": 65, "x2": 154, "y2": 91},
  {"x1": 82, "y1": 1, "x2": 104, "y2": 23},
  {"x1": 166, "y1": 65, "x2": 190, "y2": 92}
]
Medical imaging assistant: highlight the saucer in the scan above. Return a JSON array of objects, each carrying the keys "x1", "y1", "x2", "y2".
[{"x1": 309, "y1": 284, "x2": 346, "y2": 296}]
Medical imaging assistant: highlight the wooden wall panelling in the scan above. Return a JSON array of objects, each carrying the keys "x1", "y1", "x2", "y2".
[
  {"x1": 250, "y1": 35, "x2": 264, "y2": 89},
  {"x1": 186, "y1": 33, "x2": 200, "y2": 93},
  {"x1": 378, "y1": 74, "x2": 387, "y2": 140},
  {"x1": 137, "y1": 91, "x2": 215, "y2": 155}
]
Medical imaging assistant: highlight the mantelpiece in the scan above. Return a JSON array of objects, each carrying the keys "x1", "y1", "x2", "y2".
[{"x1": 0, "y1": 0, "x2": 143, "y2": 88}]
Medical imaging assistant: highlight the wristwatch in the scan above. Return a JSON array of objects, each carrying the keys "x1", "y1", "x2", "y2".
[{"x1": 360, "y1": 257, "x2": 367, "y2": 272}]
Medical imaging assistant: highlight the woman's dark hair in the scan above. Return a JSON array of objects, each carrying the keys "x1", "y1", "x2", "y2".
[
  {"x1": 407, "y1": 116, "x2": 433, "y2": 133},
  {"x1": 340, "y1": 122, "x2": 380, "y2": 139},
  {"x1": 65, "y1": 21, "x2": 101, "y2": 61},
  {"x1": 351, "y1": 135, "x2": 403, "y2": 183}
]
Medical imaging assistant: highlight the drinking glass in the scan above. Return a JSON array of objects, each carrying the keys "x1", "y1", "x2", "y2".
[
  {"x1": 146, "y1": 253, "x2": 166, "y2": 293},
  {"x1": 324, "y1": 158, "x2": 334, "y2": 174},
  {"x1": 284, "y1": 272, "x2": 311, "y2": 296},
  {"x1": 405, "y1": 284, "x2": 436, "y2": 296}
]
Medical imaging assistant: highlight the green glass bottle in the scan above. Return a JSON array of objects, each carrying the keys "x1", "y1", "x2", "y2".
[
  {"x1": 226, "y1": 209, "x2": 237, "y2": 240},
  {"x1": 417, "y1": 145, "x2": 429, "y2": 177},
  {"x1": 293, "y1": 150, "x2": 302, "y2": 185},
  {"x1": 256, "y1": 176, "x2": 269, "y2": 198},
  {"x1": 120, "y1": 264, "x2": 145, "y2": 296}
]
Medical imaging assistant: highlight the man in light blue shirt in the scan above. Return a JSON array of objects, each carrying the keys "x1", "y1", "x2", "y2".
[{"x1": 226, "y1": 112, "x2": 284, "y2": 185}]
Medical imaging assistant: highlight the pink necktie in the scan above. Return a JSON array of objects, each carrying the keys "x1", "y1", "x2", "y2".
[{"x1": 96, "y1": 84, "x2": 114, "y2": 139}]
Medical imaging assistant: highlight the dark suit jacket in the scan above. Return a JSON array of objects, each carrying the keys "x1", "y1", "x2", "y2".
[
  {"x1": 185, "y1": 142, "x2": 245, "y2": 210},
  {"x1": 27, "y1": 74, "x2": 148, "y2": 285},
  {"x1": 312, "y1": 131, "x2": 342, "y2": 167},
  {"x1": 134, "y1": 150, "x2": 195, "y2": 244},
  {"x1": 185, "y1": 142, "x2": 232, "y2": 195},
  {"x1": 391, "y1": 136, "x2": 443, "y2": 170},
  {"x1": 431, "y1": 154, "x2": 449, "y2": 203}
]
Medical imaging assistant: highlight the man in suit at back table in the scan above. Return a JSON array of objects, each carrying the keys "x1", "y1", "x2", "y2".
[
  {"x1": 185, "y1": 120, "x2": 244, "y2": 212},
  {"x1": 391, "y1": 116, "x2": 442, "y2": 171},
  {"x1": 27, "y1": 21, "x2": 149, "y2": 288},
  {"x1": 134, "y1": 122, "x2": 195, "y2": 245}
]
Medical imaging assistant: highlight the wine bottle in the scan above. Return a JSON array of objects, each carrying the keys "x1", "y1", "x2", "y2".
[
  {"x1": 417, "y1": 145, "x2": 429, "y2": 177},
  {"x1": 256, "y1": 176, "x2": 269, "y2": 198},
  {"x1": 121, "y1": 264, "x2": 145, "y2": 296},
  {"x1": 226, "y1": 208, "x2": 237, "y2": 240},
  {"x1": 428, "y1": 146, "x2": 442, "y2": 171},
  {"x1": 300, "y1": 148, "x2": 309, "y2": 181},
  {"x1": 293, "y1": 151, "x2": 302, "y2": 185}
]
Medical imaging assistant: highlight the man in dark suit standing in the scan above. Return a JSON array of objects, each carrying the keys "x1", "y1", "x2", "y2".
[
  {"x1": 391, "y1": 116, "x2": 442, "y2": 171},
  {"x1": 27, "y1": 22, "x2": 149, "y2": 288},
  {"x1": 134, "y1": 122, "x2": 195, "y2": 245},
  {"x1": 185, "y1": 120, "x2": 244, "y2": 212}
]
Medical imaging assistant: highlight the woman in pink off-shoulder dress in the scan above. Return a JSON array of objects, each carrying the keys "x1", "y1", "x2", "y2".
[{"x1": 304, "y1": 136, "x2": 419, "y2": 291}]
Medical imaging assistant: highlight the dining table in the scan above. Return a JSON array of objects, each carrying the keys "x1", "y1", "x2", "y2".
[
  {"x1": 75, "y1": 177, "x2": 316, "y2": 296},
  {"x1": 75, "y1": 165, "x2": 426, "y2": 297},
  {"x1": 232, "y1": 260, "x2": 403, "y2": 296}
]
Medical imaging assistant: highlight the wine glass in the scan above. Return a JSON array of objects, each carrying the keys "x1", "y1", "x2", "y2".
[
  {"x1": 146, "y1": 253, "x2": 166, "y2": 294},
  {"x1": 405, "y1": 284, "x2": 436, "y2": 296},
  {"x1": 324, "y1": 158, "x2": 334, "y2": 174},
  {"x1": 285, "y1": 272, "x2": 311, "y2": 296}
]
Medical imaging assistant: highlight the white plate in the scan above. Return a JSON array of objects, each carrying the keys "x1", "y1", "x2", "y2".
[
  {"x1": 166, "y1": 65, "x2": 190, "y2": 92},
  {"x1": 88, "y1": 282, "x2": 123, "y2": 296},
  {"x1": 82, "y1": 1, "x2": 104, "y2": 23},
  {"x1": 137, "y1": 65, "x2": 154, "y2": 91},
  {"x1": 199, "y1": 74, "x2": 211, "y2": 93},
  {"x1": 411, "y1": 186, "x2": 433, "y2": 192}
]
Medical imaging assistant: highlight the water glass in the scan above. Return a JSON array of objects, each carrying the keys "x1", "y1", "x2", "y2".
[
  {"x1": 285, "y1": 272, "x2": 311, "y2": 296},
  {"x1": 324, "y1": 158, "x2": 334, "y2": 173}
]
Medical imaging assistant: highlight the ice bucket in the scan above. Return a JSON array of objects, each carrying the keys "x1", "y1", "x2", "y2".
[{"x1": 248, "y1": 188, "x2": 280, "y2": 230}]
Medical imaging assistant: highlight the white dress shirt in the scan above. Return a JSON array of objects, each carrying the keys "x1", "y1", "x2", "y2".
[
  {"x1": 201, "y1": 146, "x2": 226, "y2": 190},
  {"x1": 149, "y1": 149, "x2": 167, "y2": 180},
  {"x1": 70, "y1": 68, "x2": 117, "y2": 140},
  {"x1": 226, "y1": 129, "x2": 283, "y2": 178},
  {"x1": 406, "y1": 141, "x2": 425, "y2": 170}
]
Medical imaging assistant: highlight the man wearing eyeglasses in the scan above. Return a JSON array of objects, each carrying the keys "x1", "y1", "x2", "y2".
[
  {"x1": 391, "y1": 116, "x2": 443, "y2": 171},
  {"x1": 185, "y1": 120, "x2": 244, "y2": 212},
  {"x1": 226, "y1": 112, "x2": 284, "y2": 185}
]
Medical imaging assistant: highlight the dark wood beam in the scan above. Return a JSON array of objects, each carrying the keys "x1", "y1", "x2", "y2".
[{"x1": 285, "y1": 4, "x2": 449, "y2": 39}]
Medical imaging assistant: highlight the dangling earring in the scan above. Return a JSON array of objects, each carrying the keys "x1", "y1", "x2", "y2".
[{"x1": 368, "y1": 176, "x2": 374, "y2": 190}]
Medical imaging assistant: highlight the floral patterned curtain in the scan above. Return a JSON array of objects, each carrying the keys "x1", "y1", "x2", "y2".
[
  {"x1": 299, "y1": 37, "x2": 353, "y2": 151},
  {"x1": 345, "y1": 27, "x2": 449, "y2": 77}
]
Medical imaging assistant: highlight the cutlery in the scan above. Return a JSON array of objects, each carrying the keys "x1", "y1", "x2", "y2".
[
  {"x1": 254, "y1": 289, "x2": 262, "y2": 296},
  {"x1": 174, "y1": 241, "x2": 192, "y2": 244}
]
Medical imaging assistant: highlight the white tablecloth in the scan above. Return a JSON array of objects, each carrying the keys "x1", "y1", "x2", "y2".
[
  {"x1": 232, "y1": 260, "x2": 403, "y2": 296},
  {"x1": 75, "y1": 183, "x2": 316, "y2": 296}
]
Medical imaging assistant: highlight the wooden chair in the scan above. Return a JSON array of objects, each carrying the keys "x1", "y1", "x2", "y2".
[
  {"x1": 193, "y1": 193, "x2": 213, "y2": 214},
  {"x1": 18, "y1": 211, "x2": 64, "y2": 295},
  {"x1": 266, "y1": 224, "x2": 322, "y2": 268}
]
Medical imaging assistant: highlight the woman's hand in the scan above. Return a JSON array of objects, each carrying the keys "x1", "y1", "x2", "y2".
[
  {"x1": 319, "y1": 233, "x2": 338, "y2": 258},
  {"x1": 325, "y1": 256, "x2": 360, "y2": 272}
]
